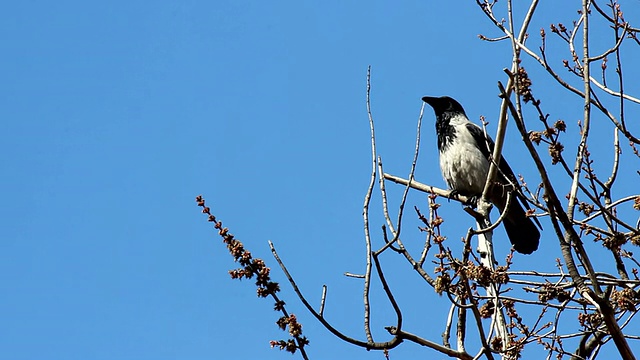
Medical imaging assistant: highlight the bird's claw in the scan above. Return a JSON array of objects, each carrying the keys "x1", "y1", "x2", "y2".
[
  {"x1": 446, "y1": 189, "x2": 460, "y2": 202},
  {"x1": 447, "y1": 189, "x2": 478, "y2": 207},
  {"x1": 465, "y1": 195, "x2": 479, "y2": 208}
]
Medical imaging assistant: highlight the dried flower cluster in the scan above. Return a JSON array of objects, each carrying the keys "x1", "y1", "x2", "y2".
[
  {"x1": 577, "y1": 312, "x2": 603, "y2": 331},
  {"x1": 480, "y1": 300, "x2": 495, "y2": 318},
  {"x1": 515, "y1": 66, "x2": 533, "y2": 103},
  {"x1": 537, "y1": 282, "x2": 571, "y2": 303},
  {"x1": 195, "y1": 195, "x2": 308, "y2": 355},
  {"x1": 464, "y1": 262, "x2": 510, "y2": 288},
  {"x1": 610, "y1": 288, "x2": 639, "y2": 312},
  {"x1": 601, "y1": 232, "x2": 627, "y2": 250}
]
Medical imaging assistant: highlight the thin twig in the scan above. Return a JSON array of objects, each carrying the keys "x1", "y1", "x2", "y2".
[{"x1": 319, "y1": 285, "x2": 327, "y2": 317}]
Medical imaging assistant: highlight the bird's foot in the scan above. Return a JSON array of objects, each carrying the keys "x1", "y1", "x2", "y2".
[
  {"x1": 446, "y1": 189, "x2": 460, "y2": 202},
  {"x1": 446, "y1": 190, "x2": 478, "y2": 207},
  {"x1": 464, "y1": 195, "x2": 479, "y2": 208}
]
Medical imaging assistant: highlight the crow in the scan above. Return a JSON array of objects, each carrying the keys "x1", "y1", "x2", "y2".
[{"x1": 422, "y1": 96, "x2": 540, "y2": 254}]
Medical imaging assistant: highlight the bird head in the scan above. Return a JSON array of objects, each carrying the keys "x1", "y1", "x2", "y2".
[{"x1": 422, "y1": 96, "x2": 466, "y2": 117}]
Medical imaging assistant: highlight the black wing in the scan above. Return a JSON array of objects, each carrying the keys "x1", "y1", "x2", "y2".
[
  {"x1": 466, "y1": 122, "x2": 542, "y2": 229},
  {"x1": 465, "y1": 123, "x2": 518, "y2": 185}
]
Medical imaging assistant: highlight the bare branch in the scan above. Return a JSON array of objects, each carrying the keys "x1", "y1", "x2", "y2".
[{"x1": 363, "y1": 65, "x2": 376, "y2": 343}]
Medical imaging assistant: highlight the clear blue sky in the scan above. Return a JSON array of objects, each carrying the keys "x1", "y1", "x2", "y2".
[{"x1": 2, "y1": 1, "x2": 639, "y2": 359}]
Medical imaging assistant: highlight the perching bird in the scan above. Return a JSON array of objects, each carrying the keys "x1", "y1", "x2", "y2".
[{"x1": 422, "y1": 96, "x2": 540, "y2": 254}]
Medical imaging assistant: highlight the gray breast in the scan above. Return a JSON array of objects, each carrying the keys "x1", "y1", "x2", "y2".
[{"x1": 438, "y1": 122, "x2": 490, "y2": 195}]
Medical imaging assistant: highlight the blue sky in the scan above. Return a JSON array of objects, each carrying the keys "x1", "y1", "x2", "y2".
[{"x1": 2, "y1": 1, "x2": 639, "y2": 359}]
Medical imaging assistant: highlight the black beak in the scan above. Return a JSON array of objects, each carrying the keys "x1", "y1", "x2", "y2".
[{"x1": 422, "y1": 96, "x2": 438, "y2": 105}]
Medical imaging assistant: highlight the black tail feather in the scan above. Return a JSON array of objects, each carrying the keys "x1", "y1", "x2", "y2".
[
  {"x1": 503, "y1": 203, "x2": 540, "y2": 254},
  {"x1": 491, "y1": 187, "x2": 540, "y2": 254}
]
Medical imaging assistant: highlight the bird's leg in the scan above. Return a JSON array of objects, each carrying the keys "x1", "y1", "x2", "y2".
[
  {"x1": 447, "y1": 189, "x2": 479, "y2": 207},
  {"x1": 446, "y1": 189, "x2": 460, "y2": 203},
  {"x1": 464, "y1": 194, "x2": 479, "y2": 208}
]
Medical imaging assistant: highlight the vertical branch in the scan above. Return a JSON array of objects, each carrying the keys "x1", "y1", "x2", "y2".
[
  {"x1": 319, "y1": 285, "x2": 327, "y2": 317},
  {"x1": 612, "y1": 2, "x2": 628, "y2": 133},
  {"x1": 383, "y1": 102, "x2": 426, "y2": 245},
  {"x1": 604, "y1": 3, "x2": 626, "y2": 280},
  {"x1": 394, "y1": 103, "x2": 426, "y2": 240},
  {"x1": 477, "y1": 75, "x2": 511, "y2": 348},
  {"x1": 566, "y1": 0, "x2": 605, "y2": 299},
  {"x1": 362, "y1": 65, "x2": 376, "y2": 342},
  {"x1": 566, "y1": 1, "x2": 592, "y2": 223},
  {"x1": 371, "y1": 252, "x2": 403, "y2": 332},
  {"x1": 378, "y1": 157, "x2": 399, "y2": 237},
  {"x1": 475, "y1": 0, "x2": 541, "y2": 352},
  {"x1": 442, "y1": 302, "x2": 456, "y2": 348},
  {"x1": 456, "y1": 303, "x2": 468, "y2": 353}
]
